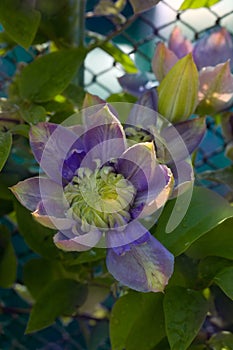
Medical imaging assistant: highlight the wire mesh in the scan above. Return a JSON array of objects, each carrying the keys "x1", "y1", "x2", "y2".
[{"x1": 1, "y1": 0, "x2": 233, "y2": 348}]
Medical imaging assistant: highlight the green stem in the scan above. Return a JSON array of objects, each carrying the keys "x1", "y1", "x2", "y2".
[{"x1": 72, "y1": 0, "x2": 86, "y2": 88}]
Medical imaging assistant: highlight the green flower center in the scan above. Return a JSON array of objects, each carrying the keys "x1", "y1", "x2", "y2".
[
  {"x1": 125, "y1": 126, "x2": 153, "y2": 145},
  {"x1": 64, "y1": 166, "x2": 136, "y2": 232}
]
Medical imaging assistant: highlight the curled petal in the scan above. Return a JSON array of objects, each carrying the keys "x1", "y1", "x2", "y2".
[
  {"x1": 152, "y1": 42, "x2": 178, "y2": 82},
  {"x1": 32, "y1": 200, "x2": 73, "y2": 230},
  {"x1": 136, "y1": 164, "x2": 174, "y2": 218},
  {"x1": 160, "y1": 117, "x2": 206, "y2": 162},
  {"x1": 193, "y1": 28, "x2": 233, "y2": 71},
  {"x1": 53, "y1": 229, "x2": 102, "y2": 252},
  {"x1": 198, "y1": 61, "x2": 233, "y2": 114},
  {"x1": 106, "y1": 232, "x2": 174, "y2": 292},
  {"x1": 116, "y1": 142, "x2": 156, "y2": 192},
  {"x1": 168, "y1": 27, "x2": 193, "y2": 59},
  {"x1": 118, "y1": 73, "x2": 156, "y2": 97}
]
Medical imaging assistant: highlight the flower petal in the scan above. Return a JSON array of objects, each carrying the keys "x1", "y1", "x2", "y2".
[
  {"x1": 10, "y1": 176, "x2": 64, "y2": 211},
  {"x1": 198, "y1": 61, "x2": 233, "y2": 114},
  {"x1": 82, "y1": 124, "x2": 127, "y2": 170},
  {"x1": 30, "y1": 122, "x2": 84, "y2": 183},
  {"x1": 168, "y1": 26, "x2": 193, "y2": 59},
  {"x1": 116, "y1": 142, "x2": 156, "y2": 192},
  {"x1": 32, "y1": 199, "x2": 73, "y2": 230},
  {"x1": 106, "y1": 220, "x2": 149, "y2": 249},
  {"x1": 193, "y1": 28, "x2": 233, "y2": 71},
  {"x1": 160, "y1": 117, "x2": 206, "y2": 162},
  {"x1": 118, "y1": 72, "x2": 156, "y2": 97},
  {"x1": 127, "y1": 90, "x2": 158, "y2": 128},
  {"x1": 152, "y1": 42, "x2": 178, "y2": 82},
  {"x1": 136, "y1": 164, "x2": 174, "y2": 218},
  {"x1": 53, "y1": 229, "x2": 102, "y2": 252},
  {"x1": 106, "y1": 232, "x2": 174, "y2": 292}
]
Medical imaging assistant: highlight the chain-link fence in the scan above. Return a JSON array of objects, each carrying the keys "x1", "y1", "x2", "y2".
[{"x1": 1, "y1": 0, "x2": 233, "y2": 348}]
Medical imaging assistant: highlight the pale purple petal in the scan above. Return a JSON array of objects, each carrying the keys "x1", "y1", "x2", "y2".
[
  {"x1": 83, "y1": 104, "x2": 119, "y2": 129},
  {"x1": 30, "y1": 122, "x2": 84, "y2": 183},
  {"x1": 53, "y1": 229, "x2": 102, "y2": 252},
  {"x1": 118, "y1": 73, "x2": 156, "y2": 97},
  {"x1": 106, "y1": 232, "x2": 174, "y2": 292},
  {"x1": 32, "y1": 199, "x2": 73, "y2": 230},
  {"x1": 127, "y1": 90, "x2": 158, "y2": 127},
  {"x1": 116, "y1": 142, "x2": 156, "y2": 192},
  {"x1": 193, "y1": 28, "x2": 233, "y2": 71},
  {"x1": 10, "y1": 176, "x2": 64, "y2": 211},
  {"x1": 136, "y1": 164, "x2": 174, "y2": 218},
  {"x1": 106, "y1": 220, "x2": 149, "y2": 249},
  {"x1": 81, "y1": 123, "x2": 127, "y2": 169},
  {"x1": 198, "y1": 61, "x2": 233, "y2": 113},
  {"x1": 168, "y1": 27, "x2": 193, "y2": 59},
  {"x1": 152, "y1": 42, "x2": 178, "y2": 82},
  {"x1": 160, "y1": 117, "x2": 206, "y2": 162}
]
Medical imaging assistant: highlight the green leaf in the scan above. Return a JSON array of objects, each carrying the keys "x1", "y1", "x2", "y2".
[
  {"x1": 14, "y1": 201, "x2": 61, "y2": 260},
  {"x1": 23, "y1": 258, "x2": 69, "y2": 299},
  {"x1": 100, "y1": 42, "x2": 138, "y2": 73},
  {"x1": 129, "y1": 0, "x2": 161, "y2": 13},
  {"x1": 0, "y1": 225, "x2": 17, "y2": 288},
  {"x1": 0, "y1": 131, "x2": 12, "y2": 171},
  {"x1": 198, "y1": 166, "x2": 233, "y2": 191},
  {"x1": 186, "y1": 217, "x2": 233, "y2": 260},
  {"x1": 0, "y1": 0, "x2": 41, "y2": 48},
  {"x1": 214, "y1": 267, "x2": 233, "y2": 300},
  {"x1": 154, "y1": 187, "x2": 233, "y2": 256},
  {"x1": 20, "y1": 105, "x2": 47, "y2": 124},
  {"x1": 0, "y1": 199, "x2": 13, "y2": 216},
  {"x1": 198, "y1": 257, "x2": 233, "y2": 288},
  {"x1": 64, "y1": 248, "x2": 106, "y2": 267},
  {"x1": 179, "y1": 0, "x2": 221, "y2": 10},
  {"x1": 110, "y1": 292, "x2": 165, "y2": 350},
  {"x1": 19, "y1": 48, "x2": 86, "y2": 102},
  {"x1": 158, "y1": 54, "x2": 198, "y2": 122},
  {"x1": 208, "y1": 332, "x2": 233, "y2": 350},
  {"x1": 10, "y1": 124, "x2": 30, "y2": 138},
  {"x1": 107, "y1": 92, "x2": 137, "y2": 103},
  {"x1": 164, "y1": 287, "x2": 209, "y2": 350},
  {"x1": 26, "y1": 278, "x2": 88, "y2": 333}
]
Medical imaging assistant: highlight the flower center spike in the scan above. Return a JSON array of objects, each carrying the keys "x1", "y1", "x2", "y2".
[{"x1": 64, "y1": 166, "x2": 136, "y2": 232}]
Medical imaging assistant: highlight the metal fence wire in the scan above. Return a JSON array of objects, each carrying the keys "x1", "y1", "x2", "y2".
[{"x1": 0, "y1": 0, "x2": 233, "y2": 349}]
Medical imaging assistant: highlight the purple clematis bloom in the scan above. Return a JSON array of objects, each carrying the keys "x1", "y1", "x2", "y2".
[
  {"x1": 11, "y1": 104, "x2": 174, "y2": 293},
  {"x1": 122, "y1": 91, "x2": 206, "y2": 196},
  {"x1": 193, "y1": 28, "x2": 233, "y2": 71},
  {"x1": 119, "y1": 27, "x2": 233, "y2": 115}
]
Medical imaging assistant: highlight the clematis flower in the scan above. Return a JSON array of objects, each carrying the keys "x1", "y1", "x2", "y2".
[
  {"x1": 119, "y1": 26, "x2": 233, "y2": 117},
  {"x1": 193, "y1": 28, "x2": 233, "y2": 71},
  {"x1": 122, "y1": 91, "x2": 206, "y2": 196},
  {"x1": 11, "y1": 103, "x2": 174, "y2": 293},
  {"x1": 118, "y1": 72, "x2": 157, "y2": 98},
  {"x1": 168, "y1": 26, "x2": 193, "y2": 59},
  {"x1": 198, "y1": 61, "x2": 233, "y2": 114}
]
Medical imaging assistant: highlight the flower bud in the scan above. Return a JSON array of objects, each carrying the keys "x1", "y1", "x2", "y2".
[{"x1": 158, "y1": 54, "x2": 199, "y2": 122}]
